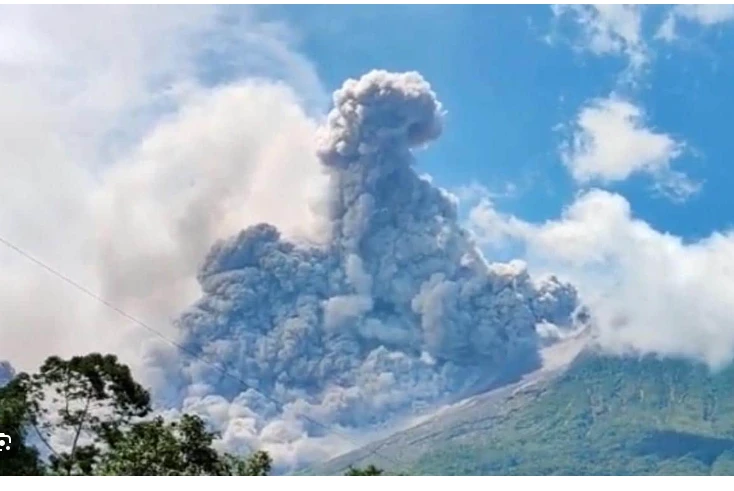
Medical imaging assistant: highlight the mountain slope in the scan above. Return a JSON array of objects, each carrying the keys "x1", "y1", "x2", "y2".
[{"x1": 314, "y1": 341, "x2": 734, "y2": 475}]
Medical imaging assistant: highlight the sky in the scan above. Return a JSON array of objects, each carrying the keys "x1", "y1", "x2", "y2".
[
  {"x1": 4, "y1": 3, "x2": 734, "y2": 468},
  {"x1": 262, "y1": 4, "x2": 731, "y2": 239},
  {"x1": 259, "y1": 4, "x2": 734, "y2": 368}
]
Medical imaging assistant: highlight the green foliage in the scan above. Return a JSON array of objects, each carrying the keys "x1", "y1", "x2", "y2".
[
  {"x1": 97, "y1": 414, "x2": 272, "y2": 476},
  {"x1": 407, "y1": 355, "x2": 734, "y2": 475},
  {"x1": 22, "y1": 353, "x2": 151, "y2": 475},
  {"x1": 319, "y1": 354, "x2": 734, "y2": 476},
  {"x1": 222, "y1": 450, "x2": 273, "y2": 476},
  {"x1": 0, "y1": 353, "x2": 272, "y2": 476},
  {"x1": 0, "y1": 375, "x2": 44, "y2": 475},
  {"x1": 345, "y1": 464, "x2": 384, "y2": 476}
]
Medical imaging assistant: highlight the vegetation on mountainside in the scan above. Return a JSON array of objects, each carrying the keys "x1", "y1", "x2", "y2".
[
  {"x1": 411, "y1": 355, "x2": 734, "y2": 475},
  {"x1": 345, "y1": 464, "x2": 385, "y2": 475},
  {"x1": 318, "y1": 353, "x2": 734, "y2": 475}
]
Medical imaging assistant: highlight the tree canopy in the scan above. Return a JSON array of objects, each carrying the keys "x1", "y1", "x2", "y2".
[
  {"x1": 345, "y1": 464, "x2": 385, "y2": 476},
  {"x1": 0, "y1": 353, "x2": 270, "y2": 476},
  {"x1": 0, "y1": 352, "x2": 385, "y2": 476}
]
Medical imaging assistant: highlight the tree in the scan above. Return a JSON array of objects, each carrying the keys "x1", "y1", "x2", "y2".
[
  {"x1": 97, "y1": 414, "x2": 272, "y2": 476},
  {"x1": 345, "y1": 464, "x2": 384, "y2": 476},
  {"x1": 22, "y1": 353, "x2": 151, "y2": 475},
  {"x1": 0, "y1": 353, "x2": 272, "y2": 476},
  {"x1": 0, "y1": 376, "x2": 44, "y2": 475},
  {"x1": 222, "y1": 448, "x2": 273, "y2": 476}
]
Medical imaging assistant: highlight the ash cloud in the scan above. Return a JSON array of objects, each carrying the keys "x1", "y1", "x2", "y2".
[{"x1": 166, "y1": 70, "x2": 585, "y2": 469}]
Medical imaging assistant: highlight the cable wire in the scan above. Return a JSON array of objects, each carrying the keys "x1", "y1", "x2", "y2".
[{"x1": 0, "y1": 234, "x2": 406, "y2": 474}]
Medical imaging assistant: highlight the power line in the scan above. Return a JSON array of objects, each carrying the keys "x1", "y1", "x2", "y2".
[{"x1": 0, "y1": 233, "x2": 406, "y2": 474}]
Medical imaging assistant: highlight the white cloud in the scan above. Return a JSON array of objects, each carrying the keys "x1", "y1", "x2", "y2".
[
  {"x1": 678, "y1": 5, "x2": 734, "y2": 25},
  {"x1": 552, "y1": 5, "x2": 648, "y2": 73},
  {"x1": 466, "y1": 196, "x2": 530, "y2": 251},
  {"x1": 651, "y1": 169, "x2": 704, "y2": 203},
  {"x1": 561, "y1": 95, "x2": 700, "y2": 200},
  {"x1": 454, "y1": 181, "x2": 519, "y2": 203},
  {"x1": 0, "y1": 5, "x2": 327, "y2": 382},
  {"x1": 655, "y1": 14, "x2": 678, "y2": 43},
  {"x1": 90, "y1": 81, "x2": 327, "y2": 356},
  {"x1": 468, "y1": 189, "x2": 734, "y2": 369},
  {"x1": 657, "y1": 5, "x2": 734, "y2": 41}
]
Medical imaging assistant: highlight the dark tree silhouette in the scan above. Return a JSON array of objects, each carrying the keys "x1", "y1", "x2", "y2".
[
  {"x1": 0, "y1": 353, "x2": 272, "y2": 476},
  {"x1": 345, "y1": 464, "x2": 385, "y2": 476}
]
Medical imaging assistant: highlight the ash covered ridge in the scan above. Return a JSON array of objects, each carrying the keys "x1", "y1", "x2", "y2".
[{"x1": 163, "y1": 70, "x2": 587, "y2": 469}]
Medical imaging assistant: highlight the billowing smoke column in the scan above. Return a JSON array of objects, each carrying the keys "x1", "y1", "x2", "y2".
[{"x1": 171, "y1": 70, "x2": 584, "y2": 468}]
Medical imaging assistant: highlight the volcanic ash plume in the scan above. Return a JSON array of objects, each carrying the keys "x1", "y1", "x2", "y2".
[{"x1": 169, "y1": 70, "x2": 585, "y2": 468}]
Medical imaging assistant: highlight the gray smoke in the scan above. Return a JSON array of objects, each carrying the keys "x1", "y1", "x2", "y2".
[{"x1": 165, "y1": 70, "x2": 585, "y2": 469}]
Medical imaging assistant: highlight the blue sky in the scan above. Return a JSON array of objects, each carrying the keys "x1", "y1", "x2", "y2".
[{"x1": 258, "y1": 4, "x2": 732, "y2": 241}]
